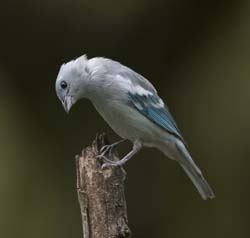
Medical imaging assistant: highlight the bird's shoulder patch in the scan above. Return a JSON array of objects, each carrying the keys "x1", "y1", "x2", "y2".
[{"x1": 128, "y1": 90, "x2": 185, "y2": 143}]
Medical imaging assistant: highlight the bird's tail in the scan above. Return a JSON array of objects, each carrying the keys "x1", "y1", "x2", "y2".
[{"x1": 174, "y1": 142, "x2": 215, "y2": 200}]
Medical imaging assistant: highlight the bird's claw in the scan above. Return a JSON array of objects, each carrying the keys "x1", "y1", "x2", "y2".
[
  {"x1": 100, "y1": 144, "x2": 114, "y2": 157},
  {"x1": 101, "y1": 163, "x2": 113, "y2": 169},
  {"x1": 98, "y1": 140, "x2": 127, "y2": 169},
  {"x1": 101, "y1": 161, "x2": 122, "y2": 169},
  {"x1": 96, "y1": 154, "x2": 114, "y2": 163},
  {"x1": 100, "y1": 145, "x2": 111, "y2": 155},
  {"x1": 98, "y1": 151, "x2": 123, "y2": 169},
  {"x1": 97, "y1": 144, "x2": 116, "y2": 166}
]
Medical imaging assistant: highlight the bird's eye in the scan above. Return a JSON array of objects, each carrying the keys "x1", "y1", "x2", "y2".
[{"x1": 60, "y1": 81, "x2": 67, "y2": 90}]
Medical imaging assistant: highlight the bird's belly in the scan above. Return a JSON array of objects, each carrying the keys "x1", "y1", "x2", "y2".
[{"x1": 92, "y1": 100, "x2": 166, "y2": 145}]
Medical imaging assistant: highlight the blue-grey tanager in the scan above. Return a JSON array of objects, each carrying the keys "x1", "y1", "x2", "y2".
[{"x1": 55, "y1": 55, "x2": 215, "y2": 200}]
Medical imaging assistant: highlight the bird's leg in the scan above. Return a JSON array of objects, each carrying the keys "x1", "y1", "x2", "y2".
[
  {"x1": 97, "y1": 139, "x2": 127, "y2": 163},
  {"x1": 102, "y1": 140, "x2": 142, "y2": 169}
]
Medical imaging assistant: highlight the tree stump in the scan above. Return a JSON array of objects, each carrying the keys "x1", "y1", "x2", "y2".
[{"x1": 76, "y1": 133, "x2": 131, "y2": 238}]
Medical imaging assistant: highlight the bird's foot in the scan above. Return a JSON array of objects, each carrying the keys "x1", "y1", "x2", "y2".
[
  {"x1": 100, "y1": 139, "x2": 126, "y2": 156},
  {"x1": 101, "y1": 160, "x2": 124, "y2": 169},
  {"x1": 97, "y1": 144, "x2": 115, "y2": 164},
  {"x1": 101, "y1": 140, "x2": 142, "y2": 169},
  {"x1": 100, "y1": 144, "x2": 113, "y2": 157},
  {"x1": 98, "y1": 153, "x2": 125, "y2": 171},
  {"x1": 96, "y1": 154, "x2": 114, "y2": 164},
  {"x1": 97, "y1": 139, "x2": 126, "y2": 165}
]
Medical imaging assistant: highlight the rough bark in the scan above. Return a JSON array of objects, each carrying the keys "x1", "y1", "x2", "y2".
[{"x1": 76, "y1": 133, "x2": 131, "y2": 238}]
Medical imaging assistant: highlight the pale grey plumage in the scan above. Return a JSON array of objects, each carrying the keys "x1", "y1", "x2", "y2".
[{"x1": 55, "y1": 55, "x2": 215, "y2": 200}]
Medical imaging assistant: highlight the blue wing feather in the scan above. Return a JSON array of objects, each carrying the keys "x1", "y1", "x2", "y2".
[{"x1": 128, "y1": 92, "x2": 185, "y2": 143}]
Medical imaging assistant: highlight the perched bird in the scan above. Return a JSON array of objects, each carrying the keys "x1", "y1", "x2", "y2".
[{"x1": 55, "y1": 55, "x2": 215, "y2": 200}]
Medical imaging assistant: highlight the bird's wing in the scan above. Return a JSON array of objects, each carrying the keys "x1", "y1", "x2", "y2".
[
  {"x1": 128, "y1": 90, "x2": 185, "y2": 143},
  {"x1": 106, "y1": 60, "x2": 185, "y2": 142}
]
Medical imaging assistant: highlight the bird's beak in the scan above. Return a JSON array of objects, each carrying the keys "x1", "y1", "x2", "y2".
[{"x1": 62, "y1": 96, "x2": 73, "y2": 113}]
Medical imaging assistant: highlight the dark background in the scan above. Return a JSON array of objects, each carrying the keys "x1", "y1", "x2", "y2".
[{"x1": 0, "y1": 0, "x2": 249, "y2": 237}]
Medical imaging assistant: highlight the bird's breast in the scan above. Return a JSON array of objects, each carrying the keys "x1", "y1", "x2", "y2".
[{"x1": 91, "y1": 98, "x2": 168, "y2": 145}]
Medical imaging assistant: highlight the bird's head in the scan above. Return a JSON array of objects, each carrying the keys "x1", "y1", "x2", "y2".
[{"x1": 55, "y1": 55, "x2": 90, "y2": 113}]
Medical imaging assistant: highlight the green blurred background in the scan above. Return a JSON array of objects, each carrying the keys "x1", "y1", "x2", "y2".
[{"x1": 0, "y1": 0, "x2": 249, "y2": 237}]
